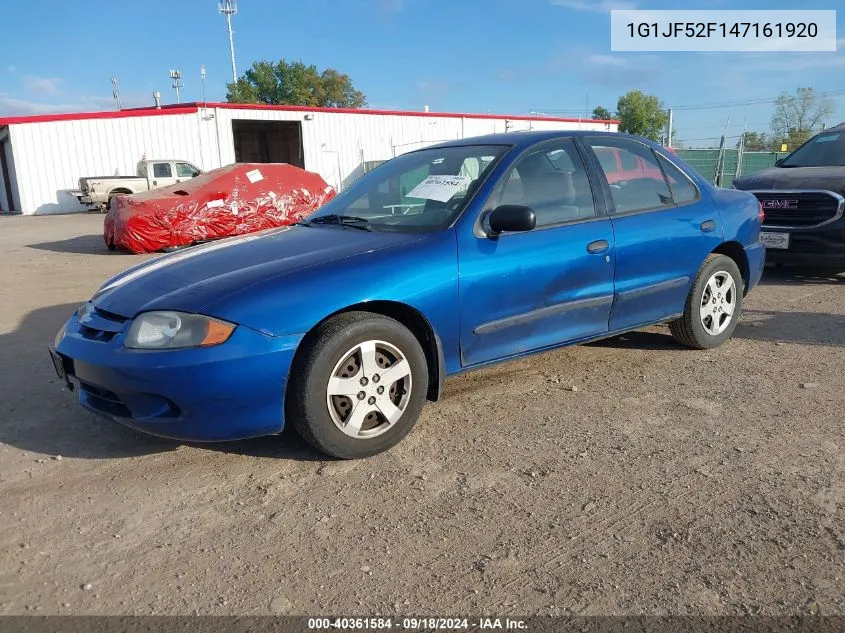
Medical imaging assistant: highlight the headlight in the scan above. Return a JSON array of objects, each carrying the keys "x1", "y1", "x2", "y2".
[{"x1": 125, "y1": 311, "x2": 236, "y2": 350}]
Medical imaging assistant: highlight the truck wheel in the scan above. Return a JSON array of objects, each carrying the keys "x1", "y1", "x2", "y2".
[
  {"x1": 670, "y1": 254, "x2": 743, "y2": 350},
  {"x1": 286, "y1": 311, "x2": 428, "y2": 459}
]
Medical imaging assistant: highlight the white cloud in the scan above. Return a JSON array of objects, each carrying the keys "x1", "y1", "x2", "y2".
[
  {"x1": 0, "y1": 92, "x2": 148, "y2": 117},
  {"x1": 586, "y1": 54, "x2": 631, "y2": 68},
  {"x1": 0, "y1": 94, "x2": 78, "y2": 116},
  {"x1": 22, "y1": 75, "x2": 64, "y2": 94},
  {"x1": 551, "y1": 0, "x2": 639, "y2": 13}
]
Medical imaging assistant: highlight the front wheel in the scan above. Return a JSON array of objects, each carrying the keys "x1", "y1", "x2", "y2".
[
  {"x1": 670, "y1": 254, "x2": 743, "y2": 350},
  {"x1": 286, "y1": 312, "x2": 428, "y2": 459}
]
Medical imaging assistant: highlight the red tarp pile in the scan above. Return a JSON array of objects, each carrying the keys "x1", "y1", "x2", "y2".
[{"x1": 104, "y1": 163, "x2": 336, "y2": 253}]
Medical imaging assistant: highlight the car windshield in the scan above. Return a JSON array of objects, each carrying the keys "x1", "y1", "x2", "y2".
[
  {"x1": 780, "y1": 131, "x2": 845, "y2": 168},
  {"x1": 307, "y1": 144, "x2": 509, "y2": 233}
]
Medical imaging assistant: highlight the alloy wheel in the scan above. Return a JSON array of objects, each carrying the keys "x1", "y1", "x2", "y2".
[
  {"x1": 325, "y1": 340, "x2": 412, "y2": 439},
  {"x1": 699, "y1": 270, "x2": 736, "y2": 336}
]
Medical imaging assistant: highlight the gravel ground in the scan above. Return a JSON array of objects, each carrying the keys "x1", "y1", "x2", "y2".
[{"x1": 0, "y1": 214, "x2": 842, "y2": 616}]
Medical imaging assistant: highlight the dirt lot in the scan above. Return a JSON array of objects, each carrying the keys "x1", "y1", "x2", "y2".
[{"x1": 0, "y1": 214, "x2": 843, "y2": 617}]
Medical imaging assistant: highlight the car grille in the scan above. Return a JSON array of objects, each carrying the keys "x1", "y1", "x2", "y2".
[
  {"x1": 752, "y1": 191, "x2": 843, "y2": 228},
  {"x1": 78, "y1": 305, "x2": 129, "y2": 343}
]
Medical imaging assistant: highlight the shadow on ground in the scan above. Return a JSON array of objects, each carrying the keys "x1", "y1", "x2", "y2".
[
  {"x1": 588, "y1": 328, "x2": 682, "y2": 351},
  {"x1": 759, "y1": 265, "x2": 845, "y2": 286},
  {"x1": 736, "y1": 309, "x2": 845, "y2": 347},
  {"x1": 26, "y1": 234, "x2": 124, "y2": 256},
  {"x1": 0, "y1": 303, "x2": 323, "y2": 461}
]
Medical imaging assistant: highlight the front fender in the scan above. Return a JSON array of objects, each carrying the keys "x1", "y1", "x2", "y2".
[{"x1": 200, "y1": 230, "x2": 462, "y2": 373}]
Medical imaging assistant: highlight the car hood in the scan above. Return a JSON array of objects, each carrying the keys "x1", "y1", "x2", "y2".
[
  {"x1": 91, "y1": 226, "x2": 423, "y2": 319},
  {"x1": 733, "y1": 167, "x2": 845, "y2": 196}
]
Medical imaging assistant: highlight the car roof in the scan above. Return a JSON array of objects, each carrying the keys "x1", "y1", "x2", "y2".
[{"x1": 423, "y1": 130, "x2": 661, "y2": 152}]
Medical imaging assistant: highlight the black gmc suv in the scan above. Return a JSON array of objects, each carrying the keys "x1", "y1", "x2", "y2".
[{"x1": 733, "y1": 124, "x2": 845, "y2": 267}]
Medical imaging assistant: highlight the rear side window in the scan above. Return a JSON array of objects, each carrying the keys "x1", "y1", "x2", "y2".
[
  {"x1": 587, "y1": 138, "x2": 674, "y2": 214},
  {"x1": 595, "y1": 148, "x2": 618, "y2": 174},
  {"x1": 656, "y1": 154, "x2": 699, "y2": 204},
  {"x1": 620, "y1": 151, "x2": 639, "y2": 171},
  {"x1": 153, "y1": 163, "x2": 173, "y2": 178}
]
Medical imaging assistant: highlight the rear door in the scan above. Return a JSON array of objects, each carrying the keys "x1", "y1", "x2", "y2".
[{"x1": 583, "y1": 136, "x2": 723, "y2": 332}]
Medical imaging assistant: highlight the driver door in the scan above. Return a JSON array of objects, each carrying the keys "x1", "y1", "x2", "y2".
[
  {"x1": 149, "y1": 162, "x2": 179, "y2": 189},
  {"x1": 457, "y1": 138, "x2": 616, "y2": 367}
]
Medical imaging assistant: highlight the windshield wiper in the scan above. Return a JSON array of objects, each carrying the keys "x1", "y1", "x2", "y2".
[{"x1": 305, "y1": 214, "x2": 373, "y2": 231}]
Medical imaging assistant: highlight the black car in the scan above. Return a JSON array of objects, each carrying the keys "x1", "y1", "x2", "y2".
[{"x1": 733, "y1": 124, "x2": 845, "y2": 267}]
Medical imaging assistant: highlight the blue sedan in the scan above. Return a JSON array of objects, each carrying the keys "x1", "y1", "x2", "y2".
[{"x1": 51, "y1": 131, "x2": 766, "y2": 458}]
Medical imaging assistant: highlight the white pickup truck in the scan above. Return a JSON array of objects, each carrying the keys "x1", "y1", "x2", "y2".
[{"x1": 72, "y1": 159, "x2": 203, "y2": 211}]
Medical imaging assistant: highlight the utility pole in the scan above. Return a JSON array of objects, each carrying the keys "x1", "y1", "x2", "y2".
[
  {"x1": 111, "y1": 75, "x2": 122, "y2": 110},
  {"x1": 169, "y1": 69, "x2": 183, "y2": 104},
  {"x1": 219, "y1": 0, "x2": 239, "y2": 84},
  {"x1": 666, "y1": 107, "x2": 673, "y2": 147}
]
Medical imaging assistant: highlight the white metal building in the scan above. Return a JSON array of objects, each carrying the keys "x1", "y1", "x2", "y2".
[{"x1": 0, "y1": 103, "x2": 618, "y2": 215}]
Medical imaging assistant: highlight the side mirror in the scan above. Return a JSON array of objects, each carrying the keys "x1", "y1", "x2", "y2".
[
  {"x1": 487, "y1": 205, "x2": 536, "y2": 235},
  {"x1": 774, "y1": 159, "x2": 784, "y2": 167}
]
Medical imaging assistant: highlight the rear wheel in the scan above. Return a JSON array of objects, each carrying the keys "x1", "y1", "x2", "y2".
[
  {"x1": 287, "y1": 312, "x2": 428, "y2": 459},
  {"x1": 670, "y1": 254, "x2": 743, "y2": 350}
]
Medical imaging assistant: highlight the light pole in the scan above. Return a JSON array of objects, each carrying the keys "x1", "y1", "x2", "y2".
[
  {"x1": 111, "y1": 75, "x2": 122, "y2": 110},
  {"x1": 219, "y1": 0, "x2": 238, "y2": 83},
  {"x1": 169, "y1": 69, "x2": 183, "y2": 104}
]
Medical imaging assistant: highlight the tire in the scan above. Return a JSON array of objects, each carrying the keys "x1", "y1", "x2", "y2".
[
  {"x1": 670, "y1": 254, "x2": 743, "y2": 350},
  {"x1": 286, "y1": 311, "x2": 429, "y2": 459}
]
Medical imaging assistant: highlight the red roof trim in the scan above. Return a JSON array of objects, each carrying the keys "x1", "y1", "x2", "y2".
[
  {"x1": 206, "y1": 102, "x2": 619, "y2": 124},
  {"x1": 0, "y1": 106, "x2": 199, "y2": 127},
  {"x1": 0, "y1": 101, "x2": 619, "y2": 127}
]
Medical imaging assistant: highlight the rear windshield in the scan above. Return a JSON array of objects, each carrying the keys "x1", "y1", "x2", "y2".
[{"x1": 781, "y1": 132, "x2": 845, "y2": 168}]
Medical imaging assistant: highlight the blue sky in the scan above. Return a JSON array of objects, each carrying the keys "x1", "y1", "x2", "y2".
[{"x1": 1, "y1": 0, "x2": 843, "y2": 145}]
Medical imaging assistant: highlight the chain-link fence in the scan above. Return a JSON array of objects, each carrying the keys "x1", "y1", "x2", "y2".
[{"x1": 675, "y1": 148, "x2": 789, "y2": 188}]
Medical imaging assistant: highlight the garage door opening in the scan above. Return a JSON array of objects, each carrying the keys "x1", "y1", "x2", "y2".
[{"x1": 232, "y1": 120, "x2": 304, "y2": 167}]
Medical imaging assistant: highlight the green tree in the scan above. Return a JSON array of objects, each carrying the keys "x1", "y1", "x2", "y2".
[
  {"x1": 737, "y1": 131, "x2": 771, "y2": 151},
  {"x1": 770, "y1": 87, "x2": 834, "y2": 147},
  {"x1": 226, "y1": 60, "x2": 367, "y2": 108},
  {"x1": 592, "y1": 105, "x2": 613, "y2": 120},
  {"x1": 615, "y1": 90, "x2": 669, "y2": 141}
]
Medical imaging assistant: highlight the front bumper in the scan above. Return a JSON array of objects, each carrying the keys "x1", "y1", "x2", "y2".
[
  {"x1": 54, "y1": 311, "x2": 303, "y2": 441},
  {"x1": 762, "y1": 225, "x2": 845, "y2": 267}
]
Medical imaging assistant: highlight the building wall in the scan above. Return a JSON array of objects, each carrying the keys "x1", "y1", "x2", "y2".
[
  {"x1": 212, "y1": 107, "x2": 615, "y2": 192},
  {"x1": 8, "y1": 111, "x2": 207, "y2": 214},
  {"x1": 7, "y1": 106, "x2": 616, "y2": 215}
]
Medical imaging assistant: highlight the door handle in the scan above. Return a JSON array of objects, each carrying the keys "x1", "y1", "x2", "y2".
[
  {"x1": 700, "y1": 220, "x2": 716, "y2": 233},
  {"x1": 587, "y1": 239, "x2": 610, "y2": 254}
]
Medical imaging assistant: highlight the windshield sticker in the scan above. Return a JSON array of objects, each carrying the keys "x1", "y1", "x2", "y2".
[
  {"x1": 815, "y1": 134, "x2": 840, "y2": 143},
  {"x1": 406, "y1": 175, "x2": 472, "y2": 202},
  {"x1": 245, "y1": 169, "x2": 264, "y2": 183}
]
